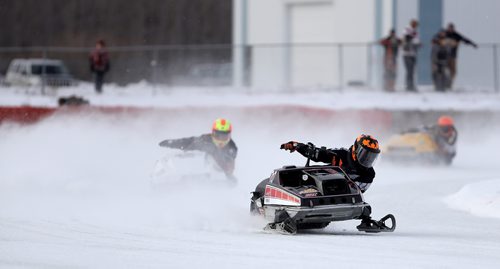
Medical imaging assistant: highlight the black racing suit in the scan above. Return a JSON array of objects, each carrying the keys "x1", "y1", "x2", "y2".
[
  {"x1": 427, "y1": 125, "x2": 458, "y2": 161},
  {"x1": 159, "y1": 134, "x2": 237, "y2": 177},
  {"x1": 295, "y1": 143, "x2": 375, "y2": 193}
]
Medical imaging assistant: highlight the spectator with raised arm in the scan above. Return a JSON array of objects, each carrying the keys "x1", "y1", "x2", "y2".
[{"x1": 444, "y1": 23, "x2": 478, "y2": 89}]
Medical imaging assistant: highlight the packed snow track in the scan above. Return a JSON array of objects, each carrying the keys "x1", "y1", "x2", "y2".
[{"x1": 1, "y1": 107, "x2": 500, "y2": 268}]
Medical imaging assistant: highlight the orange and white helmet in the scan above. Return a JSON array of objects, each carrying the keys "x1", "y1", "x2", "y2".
[
  {"x1": 352, "y1": 134, "x2": 380, "y2": 168},
  {"x1": 211, "y1": 118, "x2": 232, "y2": 148},
  {"x1": 437, "y1": 115, "x2": 455, "y2": 138}
]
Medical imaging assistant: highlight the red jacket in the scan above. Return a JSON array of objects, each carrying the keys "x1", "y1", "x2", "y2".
[{"x1": 89, "y1": 49, "x2": 110, "y2": 73}]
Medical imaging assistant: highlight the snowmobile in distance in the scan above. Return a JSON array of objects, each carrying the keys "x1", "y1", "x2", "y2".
[
  {"x1": 382, "y1": 129, "x2": 455, "y2": 165},
  {"x1": 250, "y1": 154, "x2": 395, "y2": 234},
  {"x1": 151, "y1": 150, "x2": 236, "y2": 188}
]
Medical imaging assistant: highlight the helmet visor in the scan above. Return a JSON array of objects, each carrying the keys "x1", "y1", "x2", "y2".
[
  {"x1": 213, "y1": 130, "x2": 231, "y2": 141},
  {"x1": 355, "y1": 146, "x2": 380, "y2": 168},
  {"x1": 212, "y1": 130, "x2": 231, "y2": 147},
  {"x1": 439, "y1": 125, "x2": 453, "y2": 136}
]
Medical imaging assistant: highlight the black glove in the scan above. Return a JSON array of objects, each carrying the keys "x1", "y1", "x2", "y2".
[
  {"x1": 304, "y1": 142, "x2": 317, "y2": 158},
  {"x1": 280, "y1": 141, "x2": 299, "y2": 152}
]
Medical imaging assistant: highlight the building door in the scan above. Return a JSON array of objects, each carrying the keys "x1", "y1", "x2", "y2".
[{"x1": 286, "y1": 2, "x2": 336, "y2": 89}]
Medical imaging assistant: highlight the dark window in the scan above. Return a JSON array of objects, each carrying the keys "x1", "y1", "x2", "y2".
[{"x1": 31, "y1": 64, "x2": 65, "y2": 75}]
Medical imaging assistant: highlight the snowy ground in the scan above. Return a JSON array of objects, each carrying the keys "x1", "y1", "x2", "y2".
[
  {"x1": 1, "y1": 82, "x2": 500, "y2": 111},
  {"x1": 1, "y1": 85, "x2": 500, "y2": 268}
]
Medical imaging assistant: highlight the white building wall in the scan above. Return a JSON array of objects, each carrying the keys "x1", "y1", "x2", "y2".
[
  {"x1": 289, "y1": 3, "x2": 336, "y2": 88},
  {"x1": 444, "y1": 0, "x2": 500, "y2": 43},
  {"x1": 247, "y1": 0, "x2": 377, "y2": 90},
  {"x1": 382, "y1": 0, "x2": 393, "y2": 34},
  {"x1": 395, "y1": 0, "x2": 418, "y2": 33}
]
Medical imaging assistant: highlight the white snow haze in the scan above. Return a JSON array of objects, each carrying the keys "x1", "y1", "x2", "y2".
[{"x1": 1, "y1": 86, "x2": 500, "y2": 268}]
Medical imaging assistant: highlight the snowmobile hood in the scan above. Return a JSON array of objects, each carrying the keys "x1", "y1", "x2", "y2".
[{"x1": 383, "y1": 132, "x2": 438, "y2": 153}]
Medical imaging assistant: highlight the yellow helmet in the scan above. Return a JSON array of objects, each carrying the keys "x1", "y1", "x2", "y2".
[{"x1": 212, "y1": 118, "x2": 232, "y2": 147}]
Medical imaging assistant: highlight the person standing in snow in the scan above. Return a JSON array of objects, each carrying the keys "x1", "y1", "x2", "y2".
[
  {"x1": 431, "y1": 29, "x2": 452, "y2": 91},
  {"x1": 380, "y1": 29, "x2": 402, "y2": 92},
  {"x1": 402, "y1": 19, "x2": 421, "y2": 92},
  {"x1": 89, "y1": 39, "x2": 110, "y2": 94}
]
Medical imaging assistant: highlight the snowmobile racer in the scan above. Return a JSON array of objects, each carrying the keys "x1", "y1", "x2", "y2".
[
  {"x1": 428, "y1": 115, "x2": 457, "y2": 158},
  {"x1": 280, "y1": 134, "x2": 382, "y2": 231},
  {"x1": 385, "y1": 115, "x2": 457, "y2": 164},
  {"x1": 159, "y1": 118, "x2": 237, "y2": 178}
]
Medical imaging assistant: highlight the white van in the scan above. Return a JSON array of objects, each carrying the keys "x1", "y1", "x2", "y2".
[{"x1": 5, "y1": 58, "x2": 76, "y2": 87}]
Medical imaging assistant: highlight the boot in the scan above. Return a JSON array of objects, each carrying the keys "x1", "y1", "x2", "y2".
[{"x1": 356, "y1": 217, "x2": 373, "y2": 230}]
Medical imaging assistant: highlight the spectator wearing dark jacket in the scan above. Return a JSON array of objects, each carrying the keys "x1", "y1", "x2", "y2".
[
  {"x1": 445, "y1": 23, "x2": 477, "y2": 89},
  {"x1": 380, "y1": 29, "x2": 402, "y2": 92},
  {"x1": 431, "y1": 30, "x2": 452, "y2": 91},
  {"x1": 89, "y1": 40, "x2": 110, "y2": 93}
]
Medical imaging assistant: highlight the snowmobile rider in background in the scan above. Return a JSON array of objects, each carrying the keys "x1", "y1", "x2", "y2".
[
  {"x1": 281, "y1": 134, "x2": 381, "y2": 230},
  {"x1": 404, "y1": 115, "x2": 457, "y2": 162},
  {"x1": 159, "y1": 118, "x2": 238, "y2": 178},
  {"x1": 427, "y1": 115, "x2": 457, "y2": 161}
]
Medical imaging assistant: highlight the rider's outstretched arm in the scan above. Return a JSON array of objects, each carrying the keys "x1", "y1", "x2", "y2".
[
  {"x1": 159, "y1": 136, "x2": 197, "y2": 150},
  {"x1": 299, "y1": 145, "x2": 337, "y2": 164},
  {"x1": 281, "y1": 141, "x2": 336, "y2": 164}
]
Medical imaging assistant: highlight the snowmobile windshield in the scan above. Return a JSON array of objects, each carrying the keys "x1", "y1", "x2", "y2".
[{"x1": 355, "y1": 146, "x2": 380, "y2": 168}]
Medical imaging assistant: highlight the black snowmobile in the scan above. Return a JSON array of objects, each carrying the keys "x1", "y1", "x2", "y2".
[{"x1": 250, "y1": 156, "x2": 395, "y2": 234}]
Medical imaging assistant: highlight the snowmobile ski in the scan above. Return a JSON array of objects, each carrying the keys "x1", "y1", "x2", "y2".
[
  {"x1": 264, "y1": 218, "x2": 297, "y2": 235},
  {"x1": 357, "y1": 214, "x2": 396, "y2": 233}
]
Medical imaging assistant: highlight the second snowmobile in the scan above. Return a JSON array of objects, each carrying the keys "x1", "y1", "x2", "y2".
[{"x1": 382, "y1": 130, "x2": 455, "y2": 165}]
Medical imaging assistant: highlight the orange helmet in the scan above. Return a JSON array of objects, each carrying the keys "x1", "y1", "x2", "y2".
[
  {"x1": 437, "y1": 116, "x2": 456, "y2": 140},
  {"x1": 352, "y1": 134, "x2": 380, "y2": 168},
  {"x1": 438, "y1": 116, "x2": 454, "y2": 126}
]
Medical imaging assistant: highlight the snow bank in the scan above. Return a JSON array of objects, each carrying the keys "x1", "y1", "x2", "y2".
[
  {"x1": 445, "y1": 178, "x2": 500, "y2": 219},
  {"x1": 1, "y1": 82, "x2": 500, "y2": 111}
]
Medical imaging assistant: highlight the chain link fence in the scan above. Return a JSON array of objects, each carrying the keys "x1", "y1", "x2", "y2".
[{"x1": 0, "y1": 43, "x2": 498, "y2": 93}]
